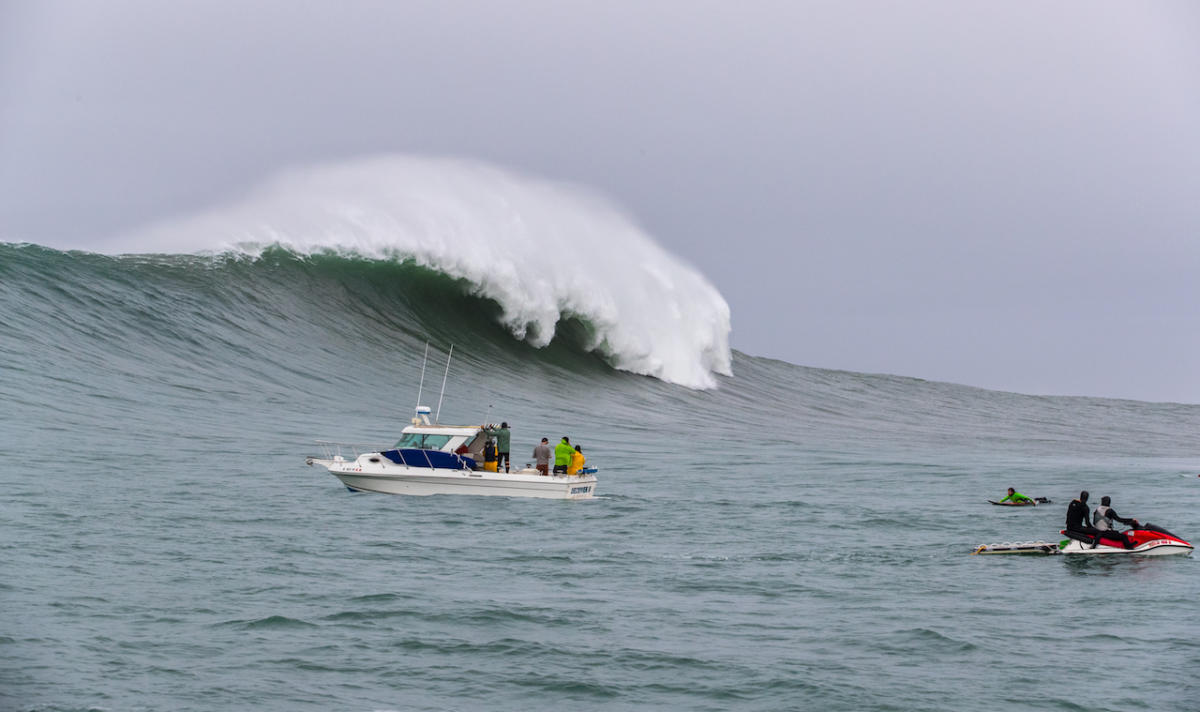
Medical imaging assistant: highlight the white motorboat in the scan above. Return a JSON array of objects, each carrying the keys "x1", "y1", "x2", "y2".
[
  {"x1": 306, "y1": 345, "x2": 597, "y2": 499},
  {"x1": 307, "y1": 417, "x2": 597, "y2": 499}
]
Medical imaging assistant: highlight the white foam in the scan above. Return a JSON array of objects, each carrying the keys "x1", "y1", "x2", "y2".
[{"x1": 115, "y1": 155, "x2": 733, "y2": 389}]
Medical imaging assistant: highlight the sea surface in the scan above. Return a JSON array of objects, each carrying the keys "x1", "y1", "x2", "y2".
[{"x1": 3, "y1": 241, "x2": 1200, "y2": 712}]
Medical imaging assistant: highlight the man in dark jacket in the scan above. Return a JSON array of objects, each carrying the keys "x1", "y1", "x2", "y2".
[
  {"x1": 485, "y1": 422, "x2": 511, "y2": 473},
  {"x1": 1066, "y1": 491, "x2": 1100, "y2": 541}
]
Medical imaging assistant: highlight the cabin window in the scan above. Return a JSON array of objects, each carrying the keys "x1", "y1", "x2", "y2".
[{"x1": 392, "y1": 433, "x2": 453, "y2": 450}]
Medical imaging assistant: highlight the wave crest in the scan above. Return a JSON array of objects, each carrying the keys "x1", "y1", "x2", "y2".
[{"x1": 115, "y1": 155, "x2": 732, "y2": 388}]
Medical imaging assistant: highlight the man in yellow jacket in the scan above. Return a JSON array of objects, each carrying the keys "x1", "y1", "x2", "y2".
[{"x1": 553, "y1": 437, "x2": 573, "y2": 475}]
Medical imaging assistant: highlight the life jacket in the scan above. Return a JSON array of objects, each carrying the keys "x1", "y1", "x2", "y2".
[{"x1": 1093, "y1": 505, "x2": 1118, "y2": 531}]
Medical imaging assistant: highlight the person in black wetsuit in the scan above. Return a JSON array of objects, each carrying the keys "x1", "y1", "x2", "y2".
[
  {"x1": 1065, "y1": 491, "x2": 1102, "y2": 543},
  {"x1": 1093, "y1": 496, "x2": 1138, "y2": 549}
]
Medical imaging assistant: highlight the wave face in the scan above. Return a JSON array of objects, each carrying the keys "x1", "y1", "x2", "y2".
[
  {"x1": 108, "y1": 155, "x2": 732, "y2": 389},
  {"x1": 4, "y1": 239, "x2": 1198, "y2": 460}
]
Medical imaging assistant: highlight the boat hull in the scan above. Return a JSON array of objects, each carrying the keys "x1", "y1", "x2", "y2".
[
  {"x1": 312, "y1": 459, "x2": 597, "y2": 500},
  {"x1": 1060, "y1": 540, "x2": 1192, "y2": 556}
]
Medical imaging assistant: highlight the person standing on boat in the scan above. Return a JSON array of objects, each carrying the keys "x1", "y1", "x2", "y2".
[
  {"x1": 568, "y1": 445, "x2": 585, "y2": 475},
  {"x1": 553, "y1": 436, "x2": 573, "y2": 475},
  {"x1": 485, "y1": 422, "x2": 511, "y2": 473},
  {"x1": 533, "y1": 437, "x2": 552, "y2": 476},
  {"x1": 483, "y1": 439, "x2": 498, "y2": 472}
]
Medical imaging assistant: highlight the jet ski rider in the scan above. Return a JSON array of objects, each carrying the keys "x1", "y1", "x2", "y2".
[
  {"x1": 1065, "y1": 491, "x2": 1103, "y2": 543},
  {"x1": 1093, "y1": 496, "x2": 1138, "y2": 549}
]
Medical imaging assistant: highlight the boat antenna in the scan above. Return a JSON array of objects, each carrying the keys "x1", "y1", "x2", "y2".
[
  {"x1": 435, "y1": 344, "x2": 454, "y2": 424},
  {"x1": 414, "y1": 341, "x2": 430, "y2": 419}
]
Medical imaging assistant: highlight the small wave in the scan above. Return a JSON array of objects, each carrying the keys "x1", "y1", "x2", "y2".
[
  {"x1": 877, "y1": 627, "x2": 978, "y2": 655},
  {"x1": 218, "y1": 615, "x2": 318, "y2": 630},
  {"x1": 388, "y1": 635, "x2": 559, "y2": 659},
  {"x1": 321, "y1": 609, "x2": 419, "y2": 624},
  {"x1": 509, "y1": 676, "x2": 622, "y2": 699},
  {"x1": 348, "y1": 592, "x2": 414, "y2": 603}
]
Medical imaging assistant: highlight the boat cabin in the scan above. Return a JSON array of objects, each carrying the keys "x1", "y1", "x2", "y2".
[
  {"x1": 394, "y1": 424, "x2": 485, "y2": 456},
  {"x1": 379, "y1": 423, "x2": 491, "y2": 470}
]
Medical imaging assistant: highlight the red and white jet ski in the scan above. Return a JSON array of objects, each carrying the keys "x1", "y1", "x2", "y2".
[{"x1": 1059, "y1": 523, "x2": 1193, "y2": 556}]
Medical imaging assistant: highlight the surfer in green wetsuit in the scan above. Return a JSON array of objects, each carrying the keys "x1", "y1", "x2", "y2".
[{"x1": 999, "y1": 488, "x2": 1034, "y2": 504}]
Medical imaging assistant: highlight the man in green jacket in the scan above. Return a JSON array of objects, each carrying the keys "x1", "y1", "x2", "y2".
[
  {"x1": 553, "y1": 436, "x2": 573, "y2": 475},
  {"x1": 484, "y1": 422, "x2": 511, "y2": 473}
]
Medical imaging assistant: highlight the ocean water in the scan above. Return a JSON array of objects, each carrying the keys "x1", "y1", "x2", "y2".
[{"x1": 3, "y1": 166, "x2": 1200, "y2": 711}]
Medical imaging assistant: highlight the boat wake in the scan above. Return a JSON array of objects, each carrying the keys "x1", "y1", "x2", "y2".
[{"x1": 107, "y1": 155, "x2": 733, "y2": 389}]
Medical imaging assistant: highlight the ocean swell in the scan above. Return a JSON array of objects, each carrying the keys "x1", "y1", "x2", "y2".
[{"x1": 112, "y1": 155, "x2": 732, "y2": 389}]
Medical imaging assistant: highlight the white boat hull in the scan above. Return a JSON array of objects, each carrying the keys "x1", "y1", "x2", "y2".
[
  {"x1": 1059, "y1": 539, "x2": 1193, "y2": 556},
  {"x1": 311, "y1": 458, "x2": 597, "y2": 500}
]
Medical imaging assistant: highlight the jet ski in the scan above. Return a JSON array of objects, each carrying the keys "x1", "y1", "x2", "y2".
[
  {"x1": 1058, "y1": 523, "x2": 1193, "y2": 556},
  {"x1": 974, "y1": 522, "x2": 1192, "y2": 556}
]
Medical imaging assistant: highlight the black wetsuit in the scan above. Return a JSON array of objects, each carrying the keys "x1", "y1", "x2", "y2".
[{"x1": 1065, "y1": 499, "x2": 1100, "y2": 539}]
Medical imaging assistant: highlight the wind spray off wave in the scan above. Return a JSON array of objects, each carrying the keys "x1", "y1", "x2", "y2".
[{"x1": 116, "y1": 155, "x2": 732, "y2": 388}]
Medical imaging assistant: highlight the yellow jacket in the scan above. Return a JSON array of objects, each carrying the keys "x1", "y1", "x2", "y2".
[{"x1": 568, "y1": 450, "x2": 586, "y2": 475}]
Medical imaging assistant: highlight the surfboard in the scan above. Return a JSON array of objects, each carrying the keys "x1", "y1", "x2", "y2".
[{"x1": 972, "y1": 541, "x2": 1061, "y2": 555}]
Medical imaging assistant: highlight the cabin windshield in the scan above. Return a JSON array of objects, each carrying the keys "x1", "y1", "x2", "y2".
[{"x1": 393, "y1": 433, "x2": 453, "y2": 450}]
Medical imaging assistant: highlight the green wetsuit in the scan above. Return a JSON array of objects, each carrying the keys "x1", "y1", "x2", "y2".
[{"x1": 999, "y1": 491, "x2": 1033, "y2": 504}]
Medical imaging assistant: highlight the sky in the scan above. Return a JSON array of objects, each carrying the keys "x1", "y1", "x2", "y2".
[{"x1": 2, "y1": 0, "x2": 1199, "y2": 402}]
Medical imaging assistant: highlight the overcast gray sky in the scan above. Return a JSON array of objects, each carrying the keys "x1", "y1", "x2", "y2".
[{"x1": 3, "y1": 1, "x2": 1199, "y2": 402}]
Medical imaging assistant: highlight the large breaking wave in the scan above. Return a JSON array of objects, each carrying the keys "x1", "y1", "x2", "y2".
[{"x1": 108, "y1": 155, "x2": 732, "y2": 389}]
